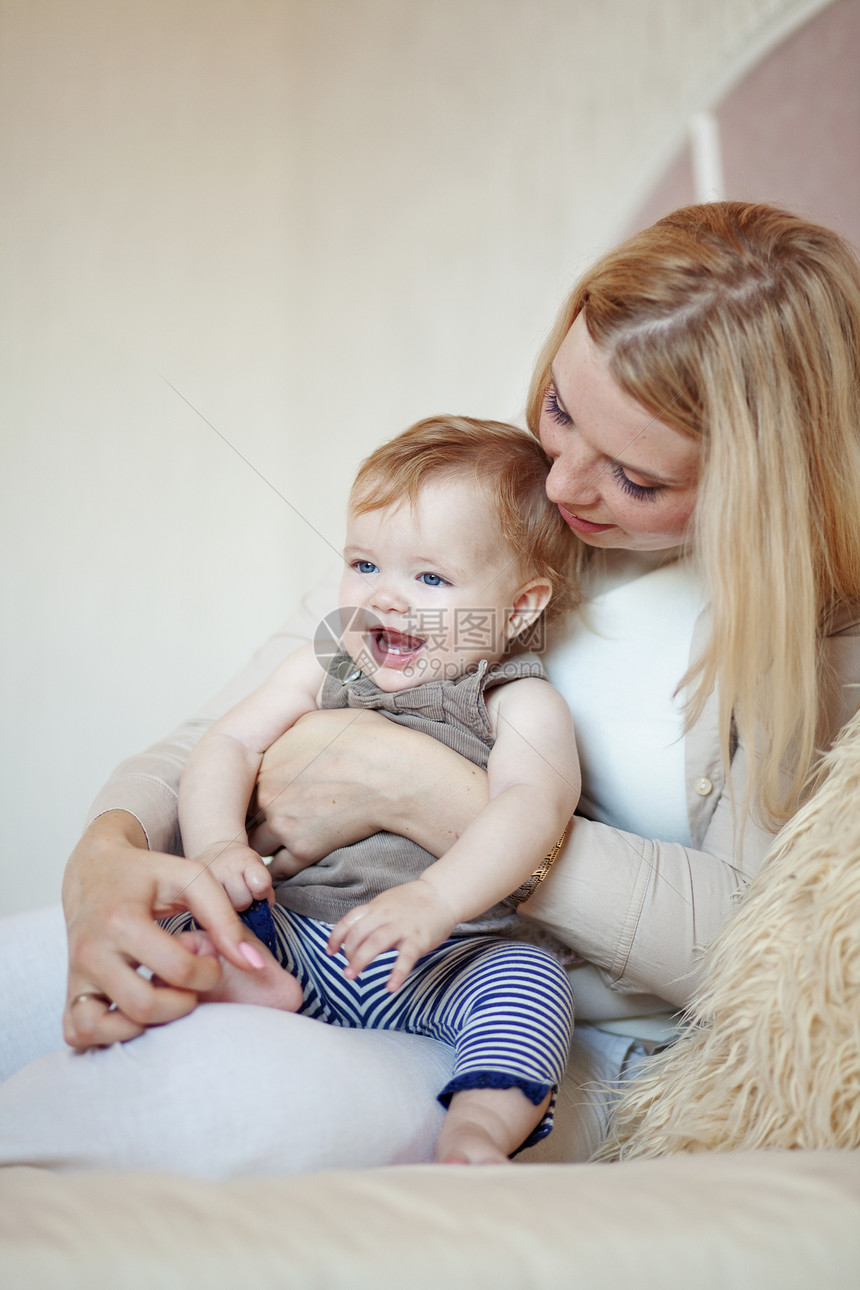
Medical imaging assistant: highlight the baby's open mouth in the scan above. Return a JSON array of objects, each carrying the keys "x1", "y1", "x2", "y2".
[{"x1": 369, "y1": 627, "x2": 425, "y2": 665}]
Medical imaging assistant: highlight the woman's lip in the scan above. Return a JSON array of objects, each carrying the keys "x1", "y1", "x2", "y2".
[{"x1": 557, "y1": 504, "x2": 615, "y2": 534}]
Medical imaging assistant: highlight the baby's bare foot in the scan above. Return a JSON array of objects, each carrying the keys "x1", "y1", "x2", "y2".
[
  {"x1": 434, "y1": 1087, "x2": 548, "y2": 1165},
  {"x1": 435, "y1": 1121, "x2": 512, "y2": 1166},
  {"x1": 176, "y1": 930, "x2": 303, "y2": 1012}
]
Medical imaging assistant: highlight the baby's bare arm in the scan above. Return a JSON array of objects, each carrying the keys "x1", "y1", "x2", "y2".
[
  {"x1": 420, "y1": 677, "x2": 580, "y2": 914},
  {"x1": 179, "y1": 644, "x2": 324, "y2": 907}
]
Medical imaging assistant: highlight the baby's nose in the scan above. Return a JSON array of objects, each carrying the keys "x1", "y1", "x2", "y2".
[{"x1": 370, "y1": 579, "x2": 409, "y2": 614}]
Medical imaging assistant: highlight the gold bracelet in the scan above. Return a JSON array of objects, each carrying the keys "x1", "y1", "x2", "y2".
[{"x1": 506, "y1": 829, "x2": 567, "y2": 907}]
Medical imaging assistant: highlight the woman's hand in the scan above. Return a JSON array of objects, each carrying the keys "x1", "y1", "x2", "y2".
[
  {"x1": 62, "y1": 811, "x2": 265, "y2": 1048},
  {"x1": 249, "y1": 708, "x2": 489, "y2": 878}
]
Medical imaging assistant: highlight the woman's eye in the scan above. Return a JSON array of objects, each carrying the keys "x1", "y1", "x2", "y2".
[
  {"x1": 418, "y1": 572, "x2": 448, "y2": 587},
  {"x1": 355, "y1": 560, "x2": 378, "y2": 574},
  {"x1": 610, "y1": 462, "x2": 661, "y2": 502},
  {"x1": 543, "y1": 384, "x2": 572, "y2": 426}
]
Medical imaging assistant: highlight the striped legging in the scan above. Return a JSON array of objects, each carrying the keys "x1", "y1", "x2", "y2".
[{"x1": 168, "y1": 903, "x2": 574, "y2": 1149}]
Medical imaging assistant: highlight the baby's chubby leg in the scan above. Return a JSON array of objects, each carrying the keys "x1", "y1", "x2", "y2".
[
  {"x1": 174, "y1": 929, "x2": 303, "y2": 1013},
  {"x1": 435, "y1": 1087, "x2": 552, "y2": 1165},
  {"x1": 384, "y1": 937, "x2": 572, "y2": 1165}
]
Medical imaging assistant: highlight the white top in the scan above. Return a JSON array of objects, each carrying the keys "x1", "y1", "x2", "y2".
[
  {"x1": 542, "y1": 550, "x2": 706, "y2": 1040},
  {"x1": 544, "y1": 550, "x2": 705, "y2": 846}
]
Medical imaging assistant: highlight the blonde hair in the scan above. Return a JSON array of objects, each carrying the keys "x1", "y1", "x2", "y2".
[
  {"x1": 527, "y1": 202, "x2": 860, "y2": 828},
  {"x1": 350, "y1": 415, "x2": 578, "y2": 624}
]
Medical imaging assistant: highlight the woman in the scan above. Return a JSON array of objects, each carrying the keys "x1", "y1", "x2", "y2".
[{"x1": 2, "y1": 202, "x2": 859, "y2": 1174}]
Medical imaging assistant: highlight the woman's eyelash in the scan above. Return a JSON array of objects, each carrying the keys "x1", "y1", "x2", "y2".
[
  {"x1": 543, "y1": 386, "x2": 571, "y2": 426},
  {"x1": 545, "y1": 384, "x2": 661, "y2": 501},
  {"x1": 610, "y1": 462, "x2": 661, "y2": 502}
]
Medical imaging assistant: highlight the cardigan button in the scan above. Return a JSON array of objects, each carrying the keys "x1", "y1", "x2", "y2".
[{"x1": 694, "y1": 776, "x2": 714, "y2": 796}]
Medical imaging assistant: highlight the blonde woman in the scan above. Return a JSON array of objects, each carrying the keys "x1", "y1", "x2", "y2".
[{"x1": 2, "y1": 203, "x2": 859, "y2": 1174}]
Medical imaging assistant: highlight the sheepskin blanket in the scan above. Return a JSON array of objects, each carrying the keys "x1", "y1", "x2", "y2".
[{"x1": 600, "y1": 706, "x2": 860, "y2": 1158}]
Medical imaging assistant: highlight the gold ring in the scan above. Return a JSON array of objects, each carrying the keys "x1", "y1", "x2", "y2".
[{"x1": 70, "y1": 991, "x2": 112, "y2": 1009}]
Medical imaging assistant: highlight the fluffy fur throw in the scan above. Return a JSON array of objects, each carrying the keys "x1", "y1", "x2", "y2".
[{"x1": 598, "y1": 706, "x2": 860, "y2": 1159}]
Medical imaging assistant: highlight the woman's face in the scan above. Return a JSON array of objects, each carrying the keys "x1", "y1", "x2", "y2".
[{"x1": 539, "y1": 314, "x2": 700, "y2": 552}]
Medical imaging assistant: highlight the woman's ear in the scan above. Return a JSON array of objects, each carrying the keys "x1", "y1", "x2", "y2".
[{"x1": 505, "y1": 579, "x2": 553, "y2": 642}]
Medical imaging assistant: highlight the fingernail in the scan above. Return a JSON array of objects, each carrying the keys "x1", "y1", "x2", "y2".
[{"x1": 239, "y1": 942, "x2": 265, "y2": 970}]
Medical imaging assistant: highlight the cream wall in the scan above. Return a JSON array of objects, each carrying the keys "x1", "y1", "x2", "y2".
[{"x1": 0, "y1": 0, "x2": 832, "y2": 915}]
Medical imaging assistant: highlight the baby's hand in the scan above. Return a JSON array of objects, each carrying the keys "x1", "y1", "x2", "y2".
[
  {"x1": 327, "y1": 880, "x2": 459, "y2": 991},
  {"x1": 195, "y1": 841, "x2": 274, "y2": 912}
]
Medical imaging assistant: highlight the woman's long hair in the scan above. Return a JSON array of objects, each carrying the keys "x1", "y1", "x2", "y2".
[{"x1": 527, "y1": 202, "x2": 860, "y2": 830}]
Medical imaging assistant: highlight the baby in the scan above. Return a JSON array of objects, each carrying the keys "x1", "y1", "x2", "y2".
[{"x1": 175, "y1": 415, "x2": 580, "y2": 1164}]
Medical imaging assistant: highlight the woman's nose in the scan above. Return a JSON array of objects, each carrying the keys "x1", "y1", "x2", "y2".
[{"x1": 546, "y1": 445, "x2": 601, "y2": 507}]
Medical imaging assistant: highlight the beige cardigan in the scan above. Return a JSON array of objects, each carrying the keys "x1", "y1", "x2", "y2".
[{"x1": 88, "y1": 580, "x2": 860, "y2": 1013}]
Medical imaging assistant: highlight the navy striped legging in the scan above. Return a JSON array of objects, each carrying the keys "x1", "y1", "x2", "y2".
[{"x1": 167, "y1": 903, "x2": 574, "y2": 1149}]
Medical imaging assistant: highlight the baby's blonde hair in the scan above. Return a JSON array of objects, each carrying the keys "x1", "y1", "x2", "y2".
[
  {"x1": 350, "y1": 415, "x2": 578, "y2": 624},
  {"x1": 528, "y1": 202, "x2": 860, "y2": 829}
]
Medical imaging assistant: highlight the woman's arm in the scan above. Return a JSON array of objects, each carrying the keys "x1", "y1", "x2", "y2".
[
  {"x1": 515, "y1": 702, "x2": 780, "y2": 1013},
  {"x1": 254, "y1": 613, "x2": 860, "y2": 1011},
  {"x1": 249, "y1": 664, "x2": 783, "y2": 1014},
  {"x1": 519, "y1": 614, "x2": 860, "y2": 1011},
  {"x1": 517, "y1": 820, "x2": 753, "y2": 1011}
]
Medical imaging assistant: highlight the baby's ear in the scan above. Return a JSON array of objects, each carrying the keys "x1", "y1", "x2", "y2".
[{"x1": 505, "y1": 579, "x2": 553, "y2": 642}]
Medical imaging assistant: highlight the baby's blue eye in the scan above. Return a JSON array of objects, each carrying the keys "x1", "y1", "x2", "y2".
[
  {"x1": 355, "y1": 560, "x2": 378, "y2": 574},
  {"x1": 418, "y1": 572, "x2": 447, "y2": 587}
]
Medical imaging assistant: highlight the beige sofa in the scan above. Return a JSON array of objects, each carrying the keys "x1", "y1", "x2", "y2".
[
  {"x1": 5, "y1": 678, "x2": 860, "y2": 1289},
  {"x1": 2, "y1": 1151, "x2": 859, "y2": 1288}
]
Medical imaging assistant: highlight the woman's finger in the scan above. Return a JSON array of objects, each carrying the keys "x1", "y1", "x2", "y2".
[
  {"x1": 263, "y1": 847, "x2": 310, "y2": 881},
  {"x1": 110, "y1": 917, "x2": 225, "y2": 997},
  {"x1": 62, "y1": 989, "x2": 144, "y2": 1048},
  {"x1": 160, "y1": 859, "x2": 261, "y2": 974},
  {"x1": 63, "y1": 948, "x2": 200, "y2": 1045},
  {"x1": 247, "y1": 824, "x2": 286, "y2": 861},
  {"x1": 75, "y1": 903, "x2": 221, "y2": 996},
  {"x1": 63, "y1": 914, "x2": 227, "y2": 1045},
  {"x1": 254, "y1": 709, "x2": 390, "y2": 860},
  {"x1": 64, "y1": 961, "x2": 215, "y2": 1046}
]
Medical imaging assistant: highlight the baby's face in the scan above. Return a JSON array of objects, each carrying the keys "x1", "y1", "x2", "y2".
[{"x1": 338, "y1": 475, "x2": 529, "y2": 692}]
